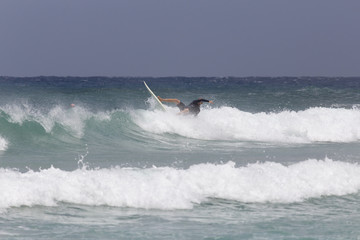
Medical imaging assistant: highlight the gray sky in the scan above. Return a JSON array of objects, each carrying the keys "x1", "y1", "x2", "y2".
[{"x1": 0, "y1": 0, "x2": 359, "y2": 77}]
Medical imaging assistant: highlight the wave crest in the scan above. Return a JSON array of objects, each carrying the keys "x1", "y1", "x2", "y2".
[{"x1": 0, "y1": 104, "x2": 111, "y2": 138}]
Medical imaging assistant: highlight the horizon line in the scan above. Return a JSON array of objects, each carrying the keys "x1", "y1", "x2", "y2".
[{"x1": 1, "y1": 75, "x2": 359, "y2": 79}]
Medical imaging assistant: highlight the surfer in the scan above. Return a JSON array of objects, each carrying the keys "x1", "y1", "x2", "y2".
[{"x1": 157, "y1": 96, "x2": 213, "y2": 116}]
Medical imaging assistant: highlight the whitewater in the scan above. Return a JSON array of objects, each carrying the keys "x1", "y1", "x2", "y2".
[
  {"x1": 1, "y1": 159, "x2": 360, "y2": 211},
  {"x1": 133, "y1": 106, "x2": 360, "y2": 143},
  {"x1": 1, "y1": 77, "x2": 360, "y2": 240}
]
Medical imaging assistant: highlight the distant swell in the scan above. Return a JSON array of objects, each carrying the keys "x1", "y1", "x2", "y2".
[
  {"x1": 133, "y1": 106, "x2": 360, "y2": 143},
  {"x1": 1, "y1": 159, "x2": 360, "y2": 210}
]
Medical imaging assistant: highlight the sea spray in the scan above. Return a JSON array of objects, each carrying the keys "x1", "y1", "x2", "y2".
[
  {"x1": 0, "y1": 136, "x2": 8, "y2": 151},
  {"x1": 1, "y1": 158, "x2": 360, "y2": 210}
]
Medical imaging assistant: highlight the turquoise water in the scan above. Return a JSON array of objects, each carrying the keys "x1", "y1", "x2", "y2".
[{"x1": 0, "y1": 77, "x2": 360, "y2": 239}]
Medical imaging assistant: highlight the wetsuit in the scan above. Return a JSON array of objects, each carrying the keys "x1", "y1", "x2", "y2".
[{"x1": 176, "y1": 99, "x2": 210, "y2": 116}]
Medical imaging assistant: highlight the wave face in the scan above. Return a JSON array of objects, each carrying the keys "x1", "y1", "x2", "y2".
[
  {"x1": 133, "y1": 106, "x2": 360, "y2": 143},
  {"x1": 1, "y1": 158, "x2": 359, "y2": 210}
]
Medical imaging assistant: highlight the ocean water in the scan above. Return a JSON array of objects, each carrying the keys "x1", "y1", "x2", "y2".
[{"x1": 0, "y1": 76, "x2": 360, "y2": 239}]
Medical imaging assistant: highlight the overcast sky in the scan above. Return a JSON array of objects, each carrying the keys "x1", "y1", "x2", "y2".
[{"x1": 0, "y1": 0, "x2": 359, "y2": 77}]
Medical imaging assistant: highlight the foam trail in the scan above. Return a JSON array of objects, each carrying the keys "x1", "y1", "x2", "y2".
[
  {"x1": 1, "y1": 158, "x2": 360, "y2": 210},
  {"x1": 132, "y1": 107, "x2": 360, "y2": 143}
]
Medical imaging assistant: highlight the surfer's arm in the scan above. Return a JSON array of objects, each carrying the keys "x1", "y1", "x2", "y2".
[{"x1": 157, "y1": 96, "x2": 180, "y2": 105}]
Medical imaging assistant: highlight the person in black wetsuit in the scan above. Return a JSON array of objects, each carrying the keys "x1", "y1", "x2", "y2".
[{"x1": 157, "y1": 96, "x2": 213, "y2": 116}]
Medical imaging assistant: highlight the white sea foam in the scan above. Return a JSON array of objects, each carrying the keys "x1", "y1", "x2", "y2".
[
  {"x1": 0, "y1": 136, "x2": 8, "y2": 151},
  {"x1": 0, "y1": 104, "x2": 111, "y2": 138},
  {"x1": 1, "y1": 159, "x2": 360, "y2": 210},
  {"x1": 132, "y1": 107, "x2": 360, "y2": 143}
]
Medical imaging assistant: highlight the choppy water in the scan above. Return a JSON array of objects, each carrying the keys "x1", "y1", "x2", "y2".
[{"x1": 0, "y1": 76, "x2": 360, "y2": 239}]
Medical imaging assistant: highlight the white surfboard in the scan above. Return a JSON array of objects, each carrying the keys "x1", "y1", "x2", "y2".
[{"x1": 144, "y1": 81, "x2": 166, "y2": 111}]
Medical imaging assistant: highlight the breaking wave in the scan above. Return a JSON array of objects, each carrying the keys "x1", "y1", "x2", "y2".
[{"x1": 0, "y1": 103, "x2": 359, "y2": 150}]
